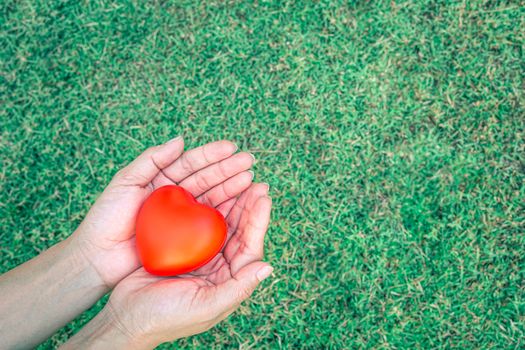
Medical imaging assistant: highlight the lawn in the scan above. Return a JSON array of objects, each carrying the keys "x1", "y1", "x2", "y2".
[{"x1": 1, "y1": 0, "x2": 524, "y2": 348}]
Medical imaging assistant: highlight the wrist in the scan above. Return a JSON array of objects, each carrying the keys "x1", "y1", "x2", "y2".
[
  {"x1": 69, "y1": 224, "x2": 142, "y2": 290},
  {"x1": 60, "y1": 307, "x2": 156, "y2": 350},
  {"x1": 63, "y1": 234, "x2": 110, "y2": 290},
  {"x1": 0, "y1": 237, "x2": 110, "y2": 348}
]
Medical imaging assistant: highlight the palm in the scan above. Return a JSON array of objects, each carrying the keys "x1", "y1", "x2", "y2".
[
  {"x1": 109, "y1": 271, "x2": 213, "y2": 338},
  {"x1": 75, "y1": 139, "x2": 257, "y2": 288},
  {"x1": 108, "y1": 183, "x2": 272, "y2": 342},
  {"x1": 189, "y1": 183, "x2": 271, "y2": 284}
]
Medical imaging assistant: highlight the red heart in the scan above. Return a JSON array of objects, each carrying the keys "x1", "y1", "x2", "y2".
[{"x1": 136, "y1": 185, "x2": 227, "y2": 276}]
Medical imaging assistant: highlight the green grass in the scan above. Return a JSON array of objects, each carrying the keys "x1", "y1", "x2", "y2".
[{"x1": 1, "y1": 0, "x2": 524, "y2": 348}]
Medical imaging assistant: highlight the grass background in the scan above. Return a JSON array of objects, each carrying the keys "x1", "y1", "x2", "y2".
[{"x1": 1, "y1": 0, "x2": 524, "y2": 348}]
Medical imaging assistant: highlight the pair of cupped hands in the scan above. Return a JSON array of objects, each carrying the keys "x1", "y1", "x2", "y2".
[{"x1": 69, "y1": 137, "x2": 272, "y2": 347}]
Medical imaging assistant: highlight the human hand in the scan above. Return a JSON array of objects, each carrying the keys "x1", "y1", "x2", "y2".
[
  {"x1": 72, "y1": 183, "x2": 273, "y2": 349},
  {"x1": 70, "y1": 137, "x2": 256, "y2": 288}
]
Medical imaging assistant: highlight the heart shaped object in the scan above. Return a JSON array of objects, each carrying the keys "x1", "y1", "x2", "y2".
[{"x1": 136, "y1": 185, "x2": 227, "y2": 276}]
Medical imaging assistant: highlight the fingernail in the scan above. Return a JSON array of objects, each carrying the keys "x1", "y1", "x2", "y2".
[
  {"x1": 262, "y1": 183, "x2": 270, "y2": 191},
  {"x1": 232, "y1": 142, "x2": 239, "y2": 151},
  {"x1": 249, "y1": 153, "x2": 256, "y2": 161},
  {"x1": 248, "y1": 170, "x2": 255, "y2": 179},
  {"x1": 166, "y1": 135, "x2": 183, "y2": 144},
  {"x1": 256, "y1": 266, "x2": 273, "y2": 281}
]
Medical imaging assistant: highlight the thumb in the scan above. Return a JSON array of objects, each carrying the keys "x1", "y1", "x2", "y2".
[
  {"x1": 213, "y1": 261, "x2": 273, "y2": 313},
  {"x1": 113, "y1": 136, "x2": 184, "y2": 187}
]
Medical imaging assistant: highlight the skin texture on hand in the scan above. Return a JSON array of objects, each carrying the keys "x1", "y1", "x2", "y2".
[
  {"x1": 0, "y1": 239, "x2": 107, "y2": 349},
  {"x1": 63, "y1": 183, "x2": 273, "y2": 349},
  {"x1": 71, "y1": 137, "x2": 256, "y2": 289},
  {"x1": 0, "y1": 136, "x2": 271, "y2": 349}
]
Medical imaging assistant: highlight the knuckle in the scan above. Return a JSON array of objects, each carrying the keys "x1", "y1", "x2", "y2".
[
  {"x1": 237, "y1": 286, "x2": 254, "y2": 301},
  {"x1": 195, "y1": 174, "x2": 211, "y2": 191},
  {"x1": 180, "y1": 154, "x2": 194, "y2": 174},
  {"x1": 220, "y1": 182, "x2": 232, "y2": 199},
  {"x1": 114, "y1": 167, "x2": 127, "y2": 179},
  {"x1": 114, "y1": 168, "x2": 147, "y2": 185},
  {"x1": 217, "y1": 160, "x2": 230, "y2": 178},
  {"x1": 114, "y1": 167, "x2": 132, "y2": 181},
  {"x1": 145, "y1": 145, "x2": 159, "y2": 155},
  {"x1": 238, "y1": 240, "x2": 249, "y2": 255},
  {"x1": 199, "y1": 192, "x2": 211, "y2": 206}
]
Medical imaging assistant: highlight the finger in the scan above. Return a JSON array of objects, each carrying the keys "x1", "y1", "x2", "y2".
[
  {"x1": 114, "y1": 267, "x2": 166, "y2": 292},
  {"x1": 211, "y1": 261, "x2": 273, "y2": 314},
  {"x1": 242, "y1": 196, "x2": 272, "y2": 257},
  {"x1": 216, "y1": 197, "x2": 237, "y2": 217},
  {"x1": 226, "y1": 183, "x2": 269, "y2": 236},
  {"x1": 112, "y1": 137, "x2": 185, "y2": 187},
  {"x1": 197, "y1": 170, "x2": 254, "y2": 208},
  {"x1": 151, "y1": 171, "x2": 175, "y2": 189},
  {"x1": 206, "y1": 261, "x2": 233, "y2": 285},
  {"x1": 226, "y1": 196, "x2": 272, "y2": 275},
  {"x1": 162, "y1": 140, "x2": 238, "y2": 183},
  {"x1": 179, "y1": 152, "x2": 254, "y2": 197}
]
